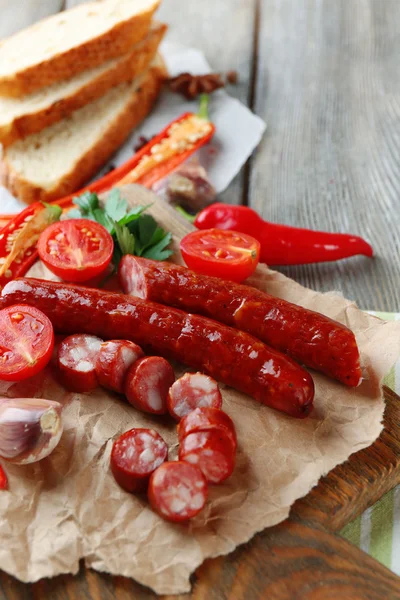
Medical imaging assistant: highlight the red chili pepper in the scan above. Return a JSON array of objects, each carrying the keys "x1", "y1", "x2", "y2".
[
  {"x1": 116, "y1": 99, "x2": 215, "y2": 188},
  {"x1": 0, "y1": 202, "x2": 64, "y2": 288},
  {"x1": 0, "y1": 464, "x2": 8, "y2": 490},
  {"x1": 0, "y1": 215, "x2": 14, "y2": 228},
  {"x1": 194, "y1": 203, "x2": 374, "y2": 265}
]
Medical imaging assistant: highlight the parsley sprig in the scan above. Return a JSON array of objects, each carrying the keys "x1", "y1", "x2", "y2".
[{"x1": 68, "y1": 189, "x2": 173, "y2": 267}]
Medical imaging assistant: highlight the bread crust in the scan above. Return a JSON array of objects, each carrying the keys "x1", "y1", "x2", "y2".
[
  {"x1": 1, "y1": 60, "x2": 168, "y2": 204},
  {"x1": 0, "y1": 23, "x2": 167, "y2": 147},
  {"x1": 0, "y1": 1, "x2": 160, "y2": 98}
]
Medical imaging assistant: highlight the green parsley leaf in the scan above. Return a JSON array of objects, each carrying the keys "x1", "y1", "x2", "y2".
[
  {"x1": 143, "y1": 232, "x2": 173, "y2": 261},
  {"x1": 112, "y1": 244, "x2": 122, "y2": 269},
  {"x1": 105, "y1": 189, "x2": 128, "y2": 222},
  {"x1": 117, "y1": 204, "x2": 151, "y2": 226},
  {"x1": 114, "y1": 222, "x2": 136, "y2": 256},
  {"x1": 73, "y1": 191, "x2": 99, "y2": 214},
  {"x1": 138, "y1": 214, "x2": 159, "y2": 248},
  {"x1": 93, "y1": 208, "x2": 115, "y2": 233},
  {"x1": 64, "y1": 208, "x2": 83, "y2": 220},
  {"x1": 71, "y1": 189, "x2": 174, "y2": 265}
]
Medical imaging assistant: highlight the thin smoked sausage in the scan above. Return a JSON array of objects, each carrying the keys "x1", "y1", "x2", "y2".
[
  {"x1": 119, "y1": 256, "x2": 362, "y2": 387},
  {"x1": 1, "y1": 279, "x2": 315, "y2": 418}
]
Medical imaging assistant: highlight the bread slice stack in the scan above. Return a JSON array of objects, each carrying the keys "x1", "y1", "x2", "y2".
[{"x1": 0, "y1": 0, "x2": 168, "y2": 204}]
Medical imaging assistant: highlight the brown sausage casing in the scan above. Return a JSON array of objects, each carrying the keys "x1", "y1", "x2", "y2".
[
  {"x1": 119, "y1": 256, "x2": 362, "y2": 387},
  {"x1": 1, "y1": 278, "x2": 314, "y2": 418}
]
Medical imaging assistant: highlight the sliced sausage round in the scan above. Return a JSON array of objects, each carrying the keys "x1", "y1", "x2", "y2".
[
  {"x1": 179, "y1": 430, "x2": 236, "y2": 484},
  {"x1": 167, "y1": 372, "x2": 222, "y2": 421},
  {"x1": 96, "y1": 339, "x2": 144, "y2": 394},
  {"x1": 177, "y1": 407, "x2": 237, "y2": 452},
  {"x1": 125, "y1": 356, "x2": 175, "y2": 415},
  {"x1": 57, "y1": 334, "x2": 103, "y2": 393},
  {"x1": 148, "y1": 461, "x2": 208, "y2": 522},
  {"x1": 111, "y1": 428, "x2": 168, "y2": 493}
]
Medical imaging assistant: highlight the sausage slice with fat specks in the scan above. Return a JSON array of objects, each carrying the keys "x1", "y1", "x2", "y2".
[
  {"x1": 167, "y1": 372, "x2": 222, "y2": 421},
  {"x1": 148, "y1": 461, "x2": 208, "y2": 522},
  {"x1": 57, "y1": 334, "x2": 103, "y2": 393},
  {"x1": 96, "y1": 339, "x2": 144, "y2": 394},
  {"x1": 125, "y1": 356, "x2": 175, "y2": 415},
  {"x1": 179, "y1": 429, "x2": 236, "y2": 484},
  {"x1": 177, "y1": 407, "x2": 237, "y2": 452},
  {"x1": 111, "y1": 428, "x2": 168, "y2": 493}
]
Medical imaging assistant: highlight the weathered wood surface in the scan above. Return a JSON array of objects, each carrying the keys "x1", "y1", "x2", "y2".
[
  {"x1": 1, "y1": 0, "x2": 400, "y2": 598},
  {"x1": 251, "y1": 0, "x2": 400, "y2": 311}
]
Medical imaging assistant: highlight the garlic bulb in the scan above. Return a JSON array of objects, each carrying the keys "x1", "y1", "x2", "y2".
[{"x1": 0, "y1": 398, "x2": 63, "y2": 464}]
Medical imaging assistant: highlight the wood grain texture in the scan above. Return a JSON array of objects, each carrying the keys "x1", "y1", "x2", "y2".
[
  {"x1": 251, "y1": 0, "x2": 400, "y2": 311},
  {"x1": 291, "y1": 387, "x2": 400, "y2": 531}
]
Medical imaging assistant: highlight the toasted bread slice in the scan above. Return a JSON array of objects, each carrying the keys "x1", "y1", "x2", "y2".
[
  {"x1": 0, "y1": 57, "x2": 167, "y2": 204},
  {"x1": 0, "y1": 22, "x2": 167, "y2": 147},
  {"x1": 0, "y1": 0, "x2": 160, "y2": 98}
]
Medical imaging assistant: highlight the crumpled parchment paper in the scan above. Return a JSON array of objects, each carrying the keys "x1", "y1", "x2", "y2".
[{"x1": 0, "y1": 186, "x2": 399, "y2": 595}]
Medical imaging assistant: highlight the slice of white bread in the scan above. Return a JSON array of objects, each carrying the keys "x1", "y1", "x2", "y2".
[
  {"x1": 0, "y1": 22, "x2": 167, "y2": 147},
  {"x1": 0, "y1": 0, "x2": 160, "y2": 98},
  {"x1": 0, "y1": 56, "x2": 167, "y2": 204}
]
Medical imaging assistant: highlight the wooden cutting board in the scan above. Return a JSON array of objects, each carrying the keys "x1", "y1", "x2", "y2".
[{"x1": 1, "y1": 385, "x2": 399, "y2": 600}]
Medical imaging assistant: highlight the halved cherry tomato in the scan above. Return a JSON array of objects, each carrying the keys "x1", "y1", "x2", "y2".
[
  {"x1": 180, "y1": 228, "x2": 260, "y2": 282},
  {"x1": 0, "y1": 305, "x2": 54, "y2": 381},
  {"x1": 37, "y1": 219, "x2": 114, "y2": 283}
]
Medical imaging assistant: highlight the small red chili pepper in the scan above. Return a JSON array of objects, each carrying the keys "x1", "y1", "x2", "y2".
[
  {"x1": 0, "y1": 464, "x2": 8, "y2": 490},
  {"x1": 194, "y1": 203, "x2": 374, "y2": 265},
  {"x1": 0, "y1": 215, "x2": 14, "y2": 229},
  {"x1": 116, "y1": 95, "x2": 215, "y2": 188},
  {"x1": 0, "y1": 203, "x2": 63, "y2": 289}
]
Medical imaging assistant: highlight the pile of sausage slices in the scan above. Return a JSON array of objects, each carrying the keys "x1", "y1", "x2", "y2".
[{"x1": 57, "y1": 333, "x2": 235, "y2": 522}]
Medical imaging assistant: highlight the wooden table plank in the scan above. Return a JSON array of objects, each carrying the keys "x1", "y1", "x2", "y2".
[{"x1": 250, "y1": 0, "x2": 400, "y2": 311}]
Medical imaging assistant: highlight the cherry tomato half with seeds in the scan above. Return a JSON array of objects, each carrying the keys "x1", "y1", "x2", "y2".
[
  {"x1": 180, "y1": 228, "x2": 260, "y2": 282},
  {"x1": 37, "y1": 219, "x2": 114, "y2": 283},
  {"x1": 0, "y1": 304, "x2": 54, "y2": 381}
]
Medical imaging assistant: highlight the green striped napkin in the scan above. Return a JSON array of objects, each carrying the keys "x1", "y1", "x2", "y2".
[{"x1": 341, "y1": 312, "x2": 400, "y2": 573}]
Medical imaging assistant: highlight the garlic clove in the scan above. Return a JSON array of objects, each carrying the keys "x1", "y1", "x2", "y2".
[{"x1": 0, "y1": 398, "x2": 63, "y2": 464}]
